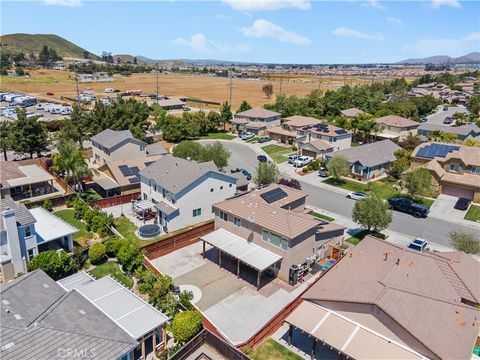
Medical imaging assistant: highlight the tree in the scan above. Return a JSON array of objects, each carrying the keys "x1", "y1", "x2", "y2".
[
  {"x1": 0, "y1": 121, "x2": 11, "y2": 161},
  {"x1": 172, "y1": 141, "x2": 203, "y2": 160},
  {"x1": 170, "y1": 310, "x2": 203, "y2": 344},
  {"x1": 427, "y1": 130, "x2": 458, "y2": 143},
  {"x1": 219, "y1": 101, "x2": 232, "y2": 131},
  {"x1": 254, "y1": 161, "x2": 280, "y2": 185},
  {"x1": 116, "y1": 239, "x2": 143, "y2": 273},
  {"x1": 326, "y1": 155, "x2": 350, "y2": 180},
  {"x1": 466, "y1": 94, "x2": 480, "y2": 118},
  {"x1": 352, "y1": 196, "x2": 392, "y2": 232},
  {"x1": 399, "y1": 132, "x2": 422, "y2": 151},
  {"x1": 88, "y1": 243, "x2": 106, "y2": 264},
  {"x1": 15, "y1": 66, "x2": 24, "y2": 76},
  {"x1": 148, "y1": 273, "x2": 174, "y2": 313},
  {"x1": 450, "y1": 230, "x2": 480, "y2": 254},
  {"x1": 200, "y1": 141, "x2": 230, "y2": 170},
  {"x1": 10, "y1": 109, "x2": 49, "y2": 158},
  {"x1": 403, "y1": 168, "x2": 431, "y2": 198},
  {"x1": 278, "y1": 178, "x2": 301, "y2": 190},
  {"x1": 27, "y1": 250, "x2": 77, "y2": 280},
  {"x1": 82, "y1": 50, "x2": 90, "y2": 59},
  {"x1": 388, "y1": 149, "x2": 411, "y2": 179},
  {"x1": 237, "y1": 100, "x2": 252, "y2": 113},
  {"x1": 42, "y1": 199, "x2": 53, "y2": 212},
  {"x1": 262, "y1": 83, "x2": 273, "y2": 99},
  {"x1": 58, "y1": 105, "x2": 87, "y2": 146}
]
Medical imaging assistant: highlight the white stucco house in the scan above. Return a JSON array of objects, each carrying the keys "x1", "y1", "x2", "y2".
[{"x1": 139, "y1": 155, "x2": 237, "y2": 232}]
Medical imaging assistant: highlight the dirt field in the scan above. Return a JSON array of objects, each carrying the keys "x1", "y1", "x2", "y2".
[{"x1": 1, "y1": 69, "x2": 369, "y2": 109}]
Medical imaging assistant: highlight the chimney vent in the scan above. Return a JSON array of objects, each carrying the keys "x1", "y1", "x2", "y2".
[
  {"x1": 396, "y1": 258, "x2": 400, "y2": 265},
  {"x1": 384, "y1": 253, "x2": 388, "y2": 261}
]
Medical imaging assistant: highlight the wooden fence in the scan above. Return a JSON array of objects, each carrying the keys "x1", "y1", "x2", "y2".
[
  {"x1": 38, "y1": 157, "x2": 74, "y2": 194},
  {"x1": 88, "y1": 192, "x2": 141, "y2": 208},
  {"x1": 143, "y1": 220, "x2": 214, "y2": 259}
]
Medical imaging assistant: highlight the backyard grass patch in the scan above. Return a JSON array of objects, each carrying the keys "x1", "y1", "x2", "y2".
[
  {"x1": 308, "y1": 210, "x2": 335, "y2": 222},
  {"x1": 54, "y1": 209, "x2": 93, "y2": 245},
  {"x1": 345, "y1": 230, "x2": 387, "y2": 246},
  {"x1": 465, "y1": 205, "x2": 480, "y2": 222},
  {"x1": 251, "y1": 339, "x2": 303, "y2": 360},
  {"x1": 88, "y1": 261, "x2": 133, "y2": 289},
  {"x1": 199, "y1": 132, "x2": 236, "y2": 140}
]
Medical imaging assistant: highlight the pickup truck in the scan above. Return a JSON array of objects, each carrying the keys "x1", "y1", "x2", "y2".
[{"x1": 387, "y1": 197, "x2": 430, "y2": 218}]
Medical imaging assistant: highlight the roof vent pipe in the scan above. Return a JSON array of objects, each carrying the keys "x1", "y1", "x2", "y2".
[
  {"x1": 396, "y1": 258, "x2": 400, "y2": 265},
  {"x1": 384, "y1": 253, "x2": 388, "y2": 261}
]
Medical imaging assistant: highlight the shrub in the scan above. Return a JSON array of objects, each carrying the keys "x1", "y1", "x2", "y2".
[
  {"x1": 105, "y1": 237, "x2": 123, "y2": 257},
  {"x1": 134, "y1": 267, "x2": 158, "y2": 294},
  {"x1": 311, "y1": 160, "x2": 320, "y2": 171},
  {"x1": 72, "y1": 246, "x2": 87, "y2": 269},
  {"x1": 27, "y1": 250, "x2": 77, "y2": 280},
  {"x1": 450, "y1": 230, "x2": 480, "y2": 254},
  {"x1": 42, "y1": 199, "x2": 53, "y2": 212},
  {"x1": 170, "y1": 310, "x2": 203, "y2": 344},
  {"x1": 179, "y1": 290, "x2": 194, "y2": 310},
  {"x1": 88, "y1": 243, "x2": 106, "y2": 264}
]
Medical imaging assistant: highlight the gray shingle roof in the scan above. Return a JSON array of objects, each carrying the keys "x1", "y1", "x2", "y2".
[
  {"x1": 139, "y1": 155, "x2": 233, "y2": 195},
  {"x1": 327, "y1": 140, "x2": 401, "y2": 168},
  {"x1": 0, "y1": 196, "x2": 36, "y2": 232},
  {"x1": 145, "y1": 143, "x2": 168, "y2": 156},
  {"x1": 0, "y1": 270, "x2": 137, "y2": 360},
  {"x1": 90, "y1": 129, "x2": 142, "y2": 150},
  {"x1": 418, "y1": 123, "x2": 480, "y2": 137}
]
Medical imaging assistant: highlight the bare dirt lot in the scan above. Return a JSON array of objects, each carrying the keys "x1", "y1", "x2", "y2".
[{"x1": 2, "y1": 69, "x2": 366, "y2": 109}]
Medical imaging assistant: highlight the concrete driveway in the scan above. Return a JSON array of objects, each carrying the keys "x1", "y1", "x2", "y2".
[{"x1": 428, "y1": 195, "x2": 468, "y2": 224}]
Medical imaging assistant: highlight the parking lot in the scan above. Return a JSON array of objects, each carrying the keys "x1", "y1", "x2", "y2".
[
  {"x1": 0, "y1": 100, "x2": 70, "y2": 122},
  {"x1": 148, "y1": 242, "x2": 322, "y2": 345}
]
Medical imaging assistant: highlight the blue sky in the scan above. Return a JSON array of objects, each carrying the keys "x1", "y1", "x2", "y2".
[{"x1": 2, "y1": 0, "x2": 479, "y2": 63}]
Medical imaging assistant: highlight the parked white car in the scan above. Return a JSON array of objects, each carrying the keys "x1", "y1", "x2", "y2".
[
  {"x1": 346, "y1": 192, "x2": 367, "y2": 200},
  {"x1": 240, "y1": 131, "x2": 255, "y2": 140},
  {"x1": 288, "y1": 155, "x2": 299, "y2": 164},
  {"x1": 293, "y1": 156, "x2": 313, "y2": 167}
]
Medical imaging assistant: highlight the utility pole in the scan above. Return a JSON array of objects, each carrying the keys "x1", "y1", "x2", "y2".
[
  {"x1": 73, "y1": 62, "x2": 81, "y2": 109},
  {"x1": 279, "y1": 78, "x2": 283, "y2": 95},
  {"x1": 229, "y1": 69, "x2": 233, "y2": 105},
  {"x1": 156, "y1": 63, "x2": 159, "y2": 104}
]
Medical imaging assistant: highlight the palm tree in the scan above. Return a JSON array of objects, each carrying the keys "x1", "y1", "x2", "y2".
[
  {"x1": 51, "y1": 140, "x2": 94, "y2": 192},
  {"x1": 400, "y1": 132, "x2": 422, "y2": 150}
]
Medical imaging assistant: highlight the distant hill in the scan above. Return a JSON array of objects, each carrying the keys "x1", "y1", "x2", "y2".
[
  {"x1": 0, "y1": 33, "x2": 100, "y2": 60},
  {"x1": 397, "y1": 52, "x2": 480, "y2": 65}
]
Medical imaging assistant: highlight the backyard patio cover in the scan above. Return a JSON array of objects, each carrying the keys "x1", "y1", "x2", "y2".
[
  {"x1": 135, "y1": 199, "x2": 155, "y2": 211},
  {"x1": 29, "y1": 207, "x2": 78, "y2": 243},
  {"x1": 285, "y1": 301, "x2": 426, "y2": 360},
  {"x1": 201, "y1": 228, "x2": 282, "y2": 272}
]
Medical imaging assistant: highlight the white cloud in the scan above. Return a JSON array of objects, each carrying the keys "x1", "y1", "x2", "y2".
[
  {"x1": 239, "y1": 19, "x2": 311, "y2": 45},
  {"x1": 172, "y1": 33, "x2": 250, "y2": 54},
  {"x1": 386, "y1": 16, "x2": 402, "y2": 25},
  {"x1": 216, "y1": 14, "x2": 232, "y2": 20},
  {"x1": 44, "y1": 0, "x2": 81, "y2": 6},
  {"x1": 362, "y1": 0, "x2": 386, "y2": 10},
  {"x1": 332, "y1": 27, "x2": 384, "y2": 41},
  {"x1": 431, "y1": 0, "x2": 462, "y2": 8},
  {"x1": 222, "y1": 0, "x2": 310, "y2": 12},
  {"x1": 403, "y1": 32, "x2": 479, "y2": 57}
]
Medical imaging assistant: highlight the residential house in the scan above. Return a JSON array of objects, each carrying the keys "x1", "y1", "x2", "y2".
[
  {"x1": 0, "y1": 161, "x2": 62, "y2": 202},
  {"x1": 411, "y1": 142, "x2": 480, "y2": 201},
  {"x1": 210, "y1": 185, "x2": 345, "y2": 283},
  {"x1": 340, "y1": 107, "x2": 365, "y2": 118},
  {"x1": 374, "y1": 115, "x2": 419, "y2": 140},
  {"x1": 155, "y1": 97, "x2": 186, "y2": 110},
  {"x1": 325, "y1": 139, "x2": 401, "y2": 180},
  {"x1": 90, "y1": 129, "x2": 148, "y2": 165},
  {"x1": 232, "y1": 108, "x2": 281, "y2": 134},
  {"x1": 58, "y1": 271, "x2": 169, "y2": 360},
  {"x1": 1, "y1": 270, "x2": 136, "y2": 360},
  {"x1": 417, "y1": 123, "x2": 480, "y2": 141},
  {"x1": 0, "y1": 196, "x2": 78, "y2": 281},
  {"x1": 268, "y1": 115, "x2": 320, "y2": 144},
  {"x1": 139, "y1": 155, "x2": 237, "y2": 232},
  {"x1": 286, "y1": 236, "x2": 480, "y2": 360},
  {"x1": 296, "y1": 123, "x2": 352, "y2": 158}
]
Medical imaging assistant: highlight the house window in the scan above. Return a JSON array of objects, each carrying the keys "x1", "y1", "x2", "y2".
[
  {"x1": 219, "y1": 211, "x2": 228, "y2": 221},
  {"x1": 233, "y1": 217, "x2": 241, "y2": 227},
  {"x1": 27, "y1": 248, "x2": 35, "y2": 261},
  {"x1": 153, "y1": 185, "x2": 157, "y2": 192},
  {"x1": 262, "y1": 230, "x2": 288, "y2": 250},
  {"x1": 229, "y1": 184, "x2": 233, "y2": 188},
  {"x1": 448, "y1": 163, "x2": 463, "y2": 173},
  {"x1": 193, "y1": 208, "x2": 202, "y2": 217},
  {"x1": 24, "y1": 226, "x2": 31, "y2": 237}
]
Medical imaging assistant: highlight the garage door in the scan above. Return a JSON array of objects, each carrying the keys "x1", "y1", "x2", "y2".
[
  {"x1": 442, "y1": 185, "x2": 474, "y2": 199},
  {"x1": 302, "y1": 149, "x2": 317, "y2": 158}
]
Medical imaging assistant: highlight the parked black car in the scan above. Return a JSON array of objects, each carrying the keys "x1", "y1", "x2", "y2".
[
  {"x1": 257, "y1": 155, "x2": 267, "y2": 162},
  {"x1": 454, "y1": 197, "x2": 471, "y2": 211},
  {"x1": 387, "y1": 197, "x2": 430, "y2": 218}
]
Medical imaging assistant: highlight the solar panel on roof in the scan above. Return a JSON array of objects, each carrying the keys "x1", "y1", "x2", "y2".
[
  {"x1": 335, "y1": 129, "x2": 348, "y2": 134},
  {"x1": 260, "y1": 188, "x2": 288, "y2": 204},
  {"x1": 119, "y1": 165, "x2": 132, "y2": 176},
  {"x1": 416, "y1": 148, "x2": 428, "y2": 158},
  {"x1": 130, "y1": 166, "x2": 140, "y2": 176},
  {"x1": 128, "y1": 177, "x2": 139, "y2": 184}
]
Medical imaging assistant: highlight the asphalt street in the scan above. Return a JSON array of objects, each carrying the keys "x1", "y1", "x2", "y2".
[
  {"x1": 210, "y1": 140, "x2": 478, "y2": 249},
  {"x1": 425, "y1": 105, "x2": 467, "y2": 125}
]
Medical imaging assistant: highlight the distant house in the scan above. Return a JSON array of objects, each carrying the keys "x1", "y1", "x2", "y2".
[
  {"x1": 325, "y1": 140, "x2": 401, "y2": 180},
  {"x1": 411, "y1": 142, "x2": 480, "y2": 201},
  {"x1": 417, "y1": 123, "x2": 480, "y2": 141},
  {"x1": 268, "y1": 115, "x2": 320, "y2": 144},
  {"x1": 296, "y1": 123, "x2": 352, "y2": 157},
  {"x1": 210, "y1": 185, "x2": 345, "y2": 284},
  {"x1": 139, "y1": 155, "x2": 237, "y2": 232},
  {"x1": 288, "y1": 236, "x2": 480, "y2": 360},
  {"x1": 1, "y1": 270, "x2": 138, "y2": 360},
  {"x1": 90, "y1": 129, "x2": 147, "y2": 165},
  {"x1": 156, "y1": 97, "x2": 186, "y2": 110},
  {"x1": 58, "y1": 272, "x2": 169, "y2": 360},
  {"x1": 340, "y1": 108, "x2": 365, "y2": 118},
  {"x1": 374, "y1": 115, "x2": 419, "y2": 140},
  {"x1": 232, "y1": 108, "x2": 281, "y2": 133}
]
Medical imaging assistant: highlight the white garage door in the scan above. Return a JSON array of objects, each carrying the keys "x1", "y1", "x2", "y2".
[{"x1": 442, "y1": 185, "x2": 474, "y2": 199}]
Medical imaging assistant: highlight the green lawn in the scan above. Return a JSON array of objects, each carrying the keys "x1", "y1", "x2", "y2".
[
  {"x1": 261, "y1": 144, "x2": 295, "y2": 164},
  {"x1": 251, "y1": 339, "x2": 303, "y2": 360},
  {"x1": 345, "y1": 230, "x2": 387, "y2": 246},
  {"x1": 308, "y1": 210, "x2": 335, "y2": 222},
  {"x1": 261, "y1": 144, "x2": 289, "y2": 154},
  {"x1": 54, "y1": 209, "x2": 93, "y2": 245},
  {"x1": 88, "y1": 261, "x2": 133, "y2": 289},
  {"x1": 199, "y1": 132, "x2": 236, "y2": 140},
  {"x1": 246, "y1": 136, "x2": 259, "y2": 143},
  {"x1": 465, "y1": 205, "x2": 480, "y2": 222}
]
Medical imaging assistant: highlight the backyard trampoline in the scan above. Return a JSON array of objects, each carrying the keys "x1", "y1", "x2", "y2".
[{"x1": 138, "y1": 224, "x2": 161, "y2": 238}]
